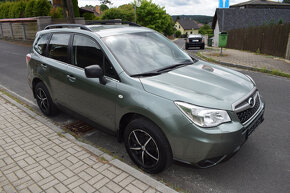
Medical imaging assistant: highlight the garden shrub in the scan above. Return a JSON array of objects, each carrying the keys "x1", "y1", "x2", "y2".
[
  {"x1": 33, "y1": 0, "x2": 51, "y2": 17},
  {"x1": 24, "y1": 0, "x2": 35, "y2": 17},
  {"x1": 83, "y1": 12, "x2": 95, "y2": 20},
  {"x1": 50, "y1": 7, "x2": 64, "y2": 18}
]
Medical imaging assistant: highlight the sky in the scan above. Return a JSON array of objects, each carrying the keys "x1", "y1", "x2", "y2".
[{"x1": 78, "y1": 0, "x2": 257, "y2": 16}]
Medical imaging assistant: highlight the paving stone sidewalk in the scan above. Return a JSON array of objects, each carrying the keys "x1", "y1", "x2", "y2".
[
  {"x1": 0, "y1": 93, "x2": 176, "y2": 193},
  {"x1": 200, "y1": 48, "x2": 290, "y2": 74}
]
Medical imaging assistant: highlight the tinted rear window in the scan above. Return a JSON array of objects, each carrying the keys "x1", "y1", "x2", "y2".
[{"x1": 48, "y1": 33, "x2": 70, "y2": 63}]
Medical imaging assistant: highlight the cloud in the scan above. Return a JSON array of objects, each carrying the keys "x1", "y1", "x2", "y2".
[{"x1": 78, "y1": 0, "x2": 246, "y2": 16}]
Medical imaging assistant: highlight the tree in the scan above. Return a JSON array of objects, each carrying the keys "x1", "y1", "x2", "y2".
[
  {"x1": 100, "y1": 0, "x2": 111, "y2": 5},
  {"x1": 136, "y1": 0, "x2": 174, "y2": 35},
  {"x1": 100, "y1": 4, "x2": 108, "y2": 12},
  {"x1": 72, "y1": 0, "x2": 80, "y2": 17},
  {"x1": 283, "y1": 0, "x2": 290, "y2": 3},
  {"x1": 198, "y1": 24, "x2": 213, "y2": 37},
  {"x1": 66, "y1": 0, "x2": 75, "y2": 23},
  {"x1": 102, "y1": 4, "x2": 134, "y2": 22}
]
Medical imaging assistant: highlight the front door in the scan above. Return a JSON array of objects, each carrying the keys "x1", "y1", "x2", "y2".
[{"x1": 64, "y1": 34, "x2": 119, "y2": 131}]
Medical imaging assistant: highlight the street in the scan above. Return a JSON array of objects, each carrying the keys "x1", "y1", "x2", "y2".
[{"x1": 0, "y1": 39, "x2": 289, "y2": 193}]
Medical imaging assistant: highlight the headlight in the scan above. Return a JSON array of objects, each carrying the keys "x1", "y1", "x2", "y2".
[
  {"x1": 175, "y1": 101, "x2": 231, "y2": 128},
  {"x1": 246, "y1": 75, "x2": 256, "y2": 86}
]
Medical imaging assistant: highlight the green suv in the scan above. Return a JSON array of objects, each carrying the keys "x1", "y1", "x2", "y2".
[{"x1": 26, "y1": 22, "x2": 265, "y2": 173}]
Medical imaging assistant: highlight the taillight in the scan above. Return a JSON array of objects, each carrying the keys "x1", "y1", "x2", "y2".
[
  {"x1": 202, "y1": 38, "x2": 204, "y2": 43},
  {"x1": 186, "y1": 38, "x2": 189, "y2": 43},
  {"x1": 26, "y1": 54, "x2": 31, "y2": 65}
]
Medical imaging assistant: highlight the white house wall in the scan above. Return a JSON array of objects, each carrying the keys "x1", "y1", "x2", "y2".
[{"x1": 213, "y1": 21, "x2": 220, "y2": 47}]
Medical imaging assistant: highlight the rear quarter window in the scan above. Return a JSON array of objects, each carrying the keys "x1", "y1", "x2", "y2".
[{"x1": 34, "y1": 33, "x2": 50, "y2": 56}]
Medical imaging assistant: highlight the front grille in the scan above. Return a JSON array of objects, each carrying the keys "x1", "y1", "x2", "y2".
[{"x1": 236, "y1": 96, "x2": 260, "y2": 124}]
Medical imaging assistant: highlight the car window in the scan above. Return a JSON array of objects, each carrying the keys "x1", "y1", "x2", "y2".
[
  {"x1": 73, "y1": 34, "x2": 119, "y2": 79},
  {"x1": 34, "y1": 33, "x2": 50, "y2": 56},
  {"x1": 72, "y1": 34, "x2": 103, "y2": 68},
  {"x1": 48, "y1": 33, "x2": 70, "y2": 63},
  {"x1": 103, "y1": 32, "x2": 192, "y2": 75},
  {"x1": 104, "y1": 57, "x2": 119, "y2": 80}
]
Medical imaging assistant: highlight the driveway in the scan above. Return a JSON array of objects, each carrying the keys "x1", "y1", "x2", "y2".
[{"x1": 0, "y1": 39, "x2": 289, "y2": 193}]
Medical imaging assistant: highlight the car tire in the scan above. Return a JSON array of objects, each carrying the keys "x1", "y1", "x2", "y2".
[
  {"x1": 200, "y1": 45, "x2": 205, "y2": 49},
  {"x1": 124, "y1": 117, "x2": 173, "y2": 174},
  {"x1": 34, "y1": 82, "x2": 58, "y2": 116},
  {"x1": 185, "y1": 45, "x2": 189, "y2": 50}
]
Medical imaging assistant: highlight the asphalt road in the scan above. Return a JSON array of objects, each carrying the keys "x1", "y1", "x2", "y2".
[{"x1": 0, "y1": 39, "x2": 289, "y2": 193}]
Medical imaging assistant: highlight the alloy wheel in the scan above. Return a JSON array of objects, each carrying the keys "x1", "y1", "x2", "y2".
[
  {"x1": 128, "y1": 129, "x2": 159, "y2": 168},
  {"x1": 36, "y1": 88, "x2": 49, "y2": 112}
]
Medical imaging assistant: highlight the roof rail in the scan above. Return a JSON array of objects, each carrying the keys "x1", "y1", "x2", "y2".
[
  {"x1": 44, "y1": 24, "x2": 92, "y2": 31},
  {"x1": 87, "y1": 20, "x2": 141, "y2": 27}
]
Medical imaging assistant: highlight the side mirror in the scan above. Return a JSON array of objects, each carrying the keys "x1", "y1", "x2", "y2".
[{"x1": 85, "y1": 65, "x2": 106, "y2": 85}]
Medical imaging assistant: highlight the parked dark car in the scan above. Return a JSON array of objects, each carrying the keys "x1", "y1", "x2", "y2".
[{"x1": 185, "y1": 34, "x2": 205, "y2": 50}]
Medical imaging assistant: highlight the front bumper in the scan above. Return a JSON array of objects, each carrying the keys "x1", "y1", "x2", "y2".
[{"x1": 172, "y1": 99, "x2": 265, "y2": 167}]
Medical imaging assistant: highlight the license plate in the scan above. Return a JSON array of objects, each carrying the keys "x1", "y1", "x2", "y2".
[
  {"x1": 192, "y1": 40, "x2": 198, "y2": 42},
  {"x1": 246, "y1": 114, "x2": 264, "y2": 138}
]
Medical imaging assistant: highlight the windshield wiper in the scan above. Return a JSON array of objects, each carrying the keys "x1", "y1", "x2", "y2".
[
  {"x1": 131, "y1": 71, "x2": 161, "y2": 78},
  {"x1": 156, "y1": 62, "x2": 193, "y2": 73},
  {"x1": 131, "y1": 60, "x2": 195, "y2": 78}
]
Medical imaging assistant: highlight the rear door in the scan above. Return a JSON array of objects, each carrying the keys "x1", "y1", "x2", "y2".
[
  {"x1": 46, "y1": 33, "x2": 71, "y2": 104},
  {"x1": 64, "y1": 34, "x2": 119, "y2": 131}
]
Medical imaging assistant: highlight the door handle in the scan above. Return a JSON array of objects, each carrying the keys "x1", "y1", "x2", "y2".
[
  {"x1": 67, "y1": 75, "x2": 76, "y2": 82},
  {"x1": 41, "y1": 63, "x2": 47, "y2": 70}
]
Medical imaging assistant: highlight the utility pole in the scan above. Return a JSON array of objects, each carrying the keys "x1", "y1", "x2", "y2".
[
  {"x1": 66, "y1": 0, "x2": 75, "y2": 24},
  {"x1": 134, "y1": 0, "x2": 141, "y2": 23}
]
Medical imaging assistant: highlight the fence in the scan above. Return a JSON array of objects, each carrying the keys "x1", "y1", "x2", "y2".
[
  {"x1": 226, "y1": 23, "x2": 290, "y2": 58},
  {"x1": 0, "y1": 17, "x2": 85, "y2": 41}
]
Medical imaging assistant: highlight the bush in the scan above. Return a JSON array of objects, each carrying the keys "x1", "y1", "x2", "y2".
[
  {"x1": 33, "y1": 0, "x2": 51, "y2": 17},
  {"x1": 24, "y1": 0, "x2": 35, "y2": 17},
  {"x1": 83, "y1": 12, "x2": 95, "y2": 20},
  {"x1": 9, "y1": 1, "x2": 26, "y2": 18},
  {"x1": 175, "y1": 30, "x2": 181, "y2": 38},
  {"x1": 50, "y1": 7, "x2": 64, "y2": 18},
  {"x1": 0, "y1": 2, "x2": 12, "y2": 19}
]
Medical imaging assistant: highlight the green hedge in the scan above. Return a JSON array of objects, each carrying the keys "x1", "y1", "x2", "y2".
[{"x1": 0, "y1": 0, "x2": 52, "y2": 19}]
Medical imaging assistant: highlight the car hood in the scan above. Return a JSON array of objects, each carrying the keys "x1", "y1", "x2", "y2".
[{"x1": 140, "y1": 61, "x2": 254, "y2": 110}]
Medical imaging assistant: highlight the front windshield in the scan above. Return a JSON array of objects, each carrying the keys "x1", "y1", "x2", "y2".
[{"x1": 102, "y1": 32, "x2": 193, "y2": 75}]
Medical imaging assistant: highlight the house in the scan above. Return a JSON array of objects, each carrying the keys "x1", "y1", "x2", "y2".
[
  {"x1": 175, "y1": 19, "x2": 201, "y2": 36},
  {"x1": 80, "y1": 6, "x2": 101, "y2": 17},
  {"x1": 230, "y1": 0, "x2": 290, "y2": 9},
  {"x1": 212, "y1": 0, "x2": 290, "y2": 46}
]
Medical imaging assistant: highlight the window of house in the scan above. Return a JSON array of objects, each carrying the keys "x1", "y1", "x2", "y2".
[
  {"x1": 73, "y1": 34, "x2": 119, "y2": 80},
  {"x1": 48, "y1": 33, "x2": 70, "y2": 63},
  {"x1": 34, "y1": 33, "x2": 50, "y2": 56}
]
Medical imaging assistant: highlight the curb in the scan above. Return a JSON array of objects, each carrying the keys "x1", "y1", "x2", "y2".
[
  {"x1": 0, "y1": 88, "x2": 177, "y2": 193},
  {"x1": 197, "y1": 52, "x2": 290, "y2": 79}
]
